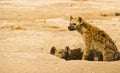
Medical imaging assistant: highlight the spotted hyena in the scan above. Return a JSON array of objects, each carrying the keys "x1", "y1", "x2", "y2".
[
  {"x1": 50, "y1": 46, "x2": 83, "y2": 60},
  {"x1": 68, "y1": 16, "x2": 119, "y2": 61}
]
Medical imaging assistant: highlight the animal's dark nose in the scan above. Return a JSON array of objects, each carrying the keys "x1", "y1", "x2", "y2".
[
  {"x1": 68, "y1": 26, "x2": 75, "y2": 31},
  {"x1": 68, "y1": 26, "x2": 71, "y2": 30}
]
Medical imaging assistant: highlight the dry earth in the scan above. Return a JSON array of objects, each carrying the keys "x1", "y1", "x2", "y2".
[{"x1": 0, "y1": 0, "x2": 120, "y2": 73}]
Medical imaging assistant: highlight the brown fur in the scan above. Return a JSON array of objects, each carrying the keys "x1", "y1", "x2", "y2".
[
  {"x1": 86, "y1": 49, "x2": 103, "y2": 61},
  {"x1": 68, "y1": 16, "x2": 119, "y2": 61},
  {"x1": 50, "y1": 46, "x2": 103, "y2": 61},
  {"x1": 50, "y1": 46, "x2": 83, "y2": 60}
]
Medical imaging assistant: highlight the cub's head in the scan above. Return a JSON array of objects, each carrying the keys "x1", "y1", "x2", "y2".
[
  {"x1": 68, "y1": 16, "x2": 83, "y2": 31},
  {"x1": 50, "y1": 46, "x2": 70, "y2": 60}
]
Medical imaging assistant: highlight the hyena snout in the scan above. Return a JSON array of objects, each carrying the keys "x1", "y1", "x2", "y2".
[{"x1": 68, "y1": 25, "x2": 76, "y2": 31}]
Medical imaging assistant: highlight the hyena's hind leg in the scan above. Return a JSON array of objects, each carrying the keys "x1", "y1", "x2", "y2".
[{"x1": 103, "y1": 48, "x2": 119, "y2": 61}]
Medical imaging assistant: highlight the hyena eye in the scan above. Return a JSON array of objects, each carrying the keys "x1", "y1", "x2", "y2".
[{"x1": 73, "y1": 23, "x2": 76, "y2": 25}]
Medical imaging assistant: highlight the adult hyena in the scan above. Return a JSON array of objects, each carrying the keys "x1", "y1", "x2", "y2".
[{"x1": 68, "y1": 16, "x2": 119, "y2": 61}]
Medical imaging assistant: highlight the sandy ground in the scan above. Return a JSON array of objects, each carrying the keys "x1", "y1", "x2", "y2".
[{"x1": 0, "y1": 0, "x2": 120, "y2": 73}]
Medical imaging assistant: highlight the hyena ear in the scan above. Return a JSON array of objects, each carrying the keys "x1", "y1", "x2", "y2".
[
  {"x1": 65, "y1": 46, "x2": 70, "y2": 60},
  {"x1": 78, "y1": 17, "x2": 83, "y2": 24},
  {"x1": 65, "y1": 46, "x2": 70, "y2": 51},
  {"x1": 70, "y1": 15, "x2": 73, "y2": 21},
  {"x1": 50, "y1": 46, "x2": 56, "y2": 55}
]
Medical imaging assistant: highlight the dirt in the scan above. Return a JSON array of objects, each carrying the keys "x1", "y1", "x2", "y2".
[{"x1": 0, "y1": 0, "x2": 120, "y2": 73}]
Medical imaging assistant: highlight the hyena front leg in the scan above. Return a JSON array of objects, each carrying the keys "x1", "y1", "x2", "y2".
[{"x1": 82, "y1": 51, "x2": 88, "y2": 60}]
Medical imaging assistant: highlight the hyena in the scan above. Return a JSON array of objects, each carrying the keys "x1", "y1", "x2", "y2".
[
  {"x1": 68, "y1": 16, "x2": 119, "y2": 61},
  {"x1": 50, "y1": 46, "x2": 83, "y2": 60}
]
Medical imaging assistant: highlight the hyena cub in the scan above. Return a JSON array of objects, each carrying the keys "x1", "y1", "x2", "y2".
[
  {"x1": 50, "y1": 46, "x2": 83, "y2": 60},
  {"x1": 50, "y1": 46, "x2": 103, "y2": 61},
  {"x1": 68, "y1": 16, "x2": 119, "y2": 61}
]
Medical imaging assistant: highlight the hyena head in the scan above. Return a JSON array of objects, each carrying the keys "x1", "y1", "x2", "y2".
[
  {"x1": 68, "y1": 16, "x2": 83, "y2": 31},
  {"x1": 50, "y1": 46, "x2": 70, "y2": 60}
]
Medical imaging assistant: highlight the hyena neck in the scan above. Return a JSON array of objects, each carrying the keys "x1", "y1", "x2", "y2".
[
  {"x1": 77, "y1": 21, "x2": 92, "y2": 34},
  {"x1": 82, "y1": 21, "x2": 92, "y2": 29}
]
